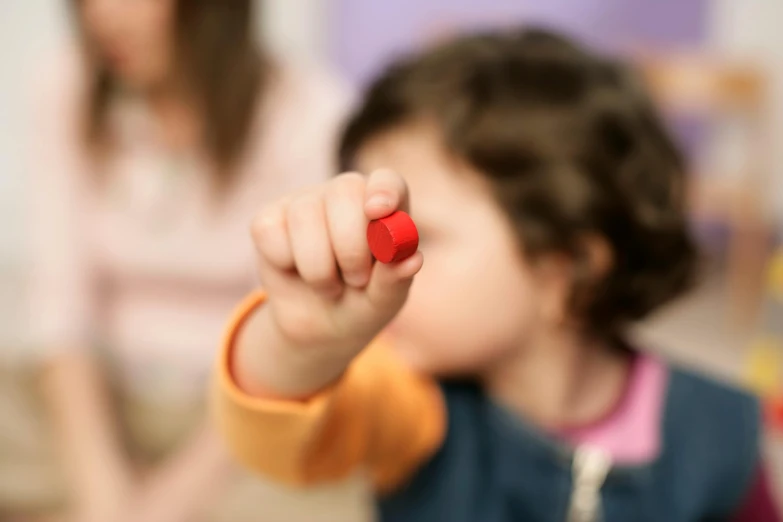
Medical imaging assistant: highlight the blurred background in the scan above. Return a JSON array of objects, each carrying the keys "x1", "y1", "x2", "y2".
[{"x1": 1, "y1": 1, "x2": 782, "y2": 521}]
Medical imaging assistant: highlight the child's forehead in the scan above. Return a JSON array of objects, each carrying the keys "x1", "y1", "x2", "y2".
[
  {"x1": 355, "y1": 121, "x2": 443, "y2": 168},
  {"x1": 357, "y1": 134, "x2": 498, "y2": 238},
  {"x1": 355, "y1": 122, "x2": 487, "y2": 198}
]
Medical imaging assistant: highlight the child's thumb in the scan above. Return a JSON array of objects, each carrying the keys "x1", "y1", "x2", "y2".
[
  {"x1": 364, "y1": 252, "x2": 423, "y2": 314},
  {"x1": 364, "y1": 169, "x2": 409, "y2": 221}
]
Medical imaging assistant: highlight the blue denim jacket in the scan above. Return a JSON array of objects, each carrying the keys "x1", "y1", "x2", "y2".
[{"x1": 378, "y1": 366, "x2": 761, "y2": 522}]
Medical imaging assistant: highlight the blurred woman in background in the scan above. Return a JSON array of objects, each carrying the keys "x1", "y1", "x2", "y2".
[{"x1": 26, "y1": 1, "x2": 360, "y2": 521}]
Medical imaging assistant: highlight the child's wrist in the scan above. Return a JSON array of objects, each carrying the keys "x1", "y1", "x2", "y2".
[{"x1": 231, "y1": 303, "x2": 356, "y2": 400}]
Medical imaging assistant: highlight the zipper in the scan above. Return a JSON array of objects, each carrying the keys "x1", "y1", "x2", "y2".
[{"x1": 565, "y1": 445, "x2": 612, "y2": 522}]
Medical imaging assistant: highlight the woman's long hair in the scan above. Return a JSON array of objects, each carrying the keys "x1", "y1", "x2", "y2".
[{"x1": 72, "y1": 0, "x2": 268, "y2": 186}]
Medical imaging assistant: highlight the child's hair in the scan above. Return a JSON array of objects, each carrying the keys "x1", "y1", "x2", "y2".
[{"x1": 339, "y1": 27, "x2": 698, "y2": 340}]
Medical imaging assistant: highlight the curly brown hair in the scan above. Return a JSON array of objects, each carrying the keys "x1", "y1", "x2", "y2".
[{"x1": 340, "y1": 27, "x2": 699, "y2": 338}]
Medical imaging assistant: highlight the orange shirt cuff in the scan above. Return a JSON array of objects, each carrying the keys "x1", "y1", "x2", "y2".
[
  {"x1": 212, "y1": 289, "x2": 447, "y2": 490},
  {"x1": 212, "y1": 290, "x2": 337, "y2": 484}
]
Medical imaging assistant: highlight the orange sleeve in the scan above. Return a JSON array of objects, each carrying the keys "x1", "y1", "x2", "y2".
[{"x1": 211, "y1": 291, "x2": 446, "y2": 493}]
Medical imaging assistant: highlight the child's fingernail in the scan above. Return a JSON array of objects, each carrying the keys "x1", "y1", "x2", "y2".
[{"x1": 367, "y1": 195, "x2": 391, "y2": 208}]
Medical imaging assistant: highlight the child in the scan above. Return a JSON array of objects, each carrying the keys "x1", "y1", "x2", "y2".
[{"x1": 212, "y1": 28, "x2": 780, "y2": 521}]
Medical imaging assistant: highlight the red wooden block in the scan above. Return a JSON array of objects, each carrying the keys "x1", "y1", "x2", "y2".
[{"x1": 367, "y1": 211, "x2": 419, "y2": 263}]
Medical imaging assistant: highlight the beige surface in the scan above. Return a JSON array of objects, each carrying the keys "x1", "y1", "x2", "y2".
[{"x1": 0, "y1": 366, "x2": 66, "y2": 514}]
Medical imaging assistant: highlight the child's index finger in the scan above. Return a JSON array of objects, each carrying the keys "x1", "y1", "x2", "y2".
[{"x1": 367, "y1": 210, "x2": 419, "y2": 264}]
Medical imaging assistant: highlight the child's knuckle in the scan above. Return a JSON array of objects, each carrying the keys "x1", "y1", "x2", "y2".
[
  {"x1": 331, "y1": 173, "x2": 365, "y2": 199},
  {"x1": 287, "y1": 195, "x2": 321, "y2": 225},
  {"x1": 250, "y1": 209, "x2": 281, "y2": 242}
]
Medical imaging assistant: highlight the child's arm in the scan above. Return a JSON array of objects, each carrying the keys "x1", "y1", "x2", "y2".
[
  {"x1": 214, "y1": 291, "x2": 446, "y2": 492},
  {"x1": 213, "y1": 170, "x2": 446, "y2": 492}
]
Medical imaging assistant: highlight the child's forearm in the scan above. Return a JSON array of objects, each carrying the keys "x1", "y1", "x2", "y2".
[
  {"x1": 231, "y1": 293, "x2": 356, "y2": 399},
  {"x1": 217, "y1": 171, "x2": 439, "y2": 490},
  {"x1": 215, "y1": 305, "x2": 446, "y2": 491},
  {"x1": 40, "y1": 351, "x2": 134, "y2": 522}
]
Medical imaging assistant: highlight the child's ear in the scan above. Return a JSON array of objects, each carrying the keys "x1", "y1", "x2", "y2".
[
  {"x1": 535, "y1": 254, "x2": 573, "y2": 326},
  {"x1": 536, "y1": 235, "x2": 614, "y2": 326},
  {"x1": 578, "y1": 234, "x2": 614, "y2": 283},
  {"x1": 568, "y1": 234, "x2": 615, "y2": 320}
]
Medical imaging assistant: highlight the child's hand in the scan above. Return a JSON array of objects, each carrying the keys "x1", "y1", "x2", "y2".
[{"x1": 235, "y1": 170, "x2": 423, "y2": 397}]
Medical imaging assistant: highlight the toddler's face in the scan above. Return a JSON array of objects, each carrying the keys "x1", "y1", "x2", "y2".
[{"x1": 356, "y1": 122, "x2": 564, "y2": 376}]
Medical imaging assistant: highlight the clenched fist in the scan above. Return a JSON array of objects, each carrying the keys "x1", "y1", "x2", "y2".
[{"x1": 233, "y1": 170, "x2": 423, "y2": 398}]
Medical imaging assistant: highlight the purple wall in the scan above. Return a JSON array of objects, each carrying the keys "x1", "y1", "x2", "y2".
[{"x1": 329, "y1": 0, "x2": 708, "y2": 86}]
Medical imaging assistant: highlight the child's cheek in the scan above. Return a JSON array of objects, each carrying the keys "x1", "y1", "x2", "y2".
[{"x1": 391, "y1": 257, "x2": 485, "y2": 373}]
